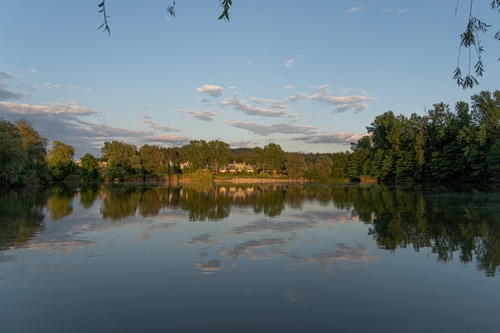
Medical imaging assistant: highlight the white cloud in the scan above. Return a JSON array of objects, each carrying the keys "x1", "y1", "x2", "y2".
[
  {"x1": 220, "y1": 97, "x2": 289, "y2": 118},
  {"x1": 198, "y1": 97, "x2": 211, "y2": 104},
  {"x1": 225, "y1": 120, "x2": 317, "y2": 136},
  {"x1": 141, "y1": 112, "x2": 181, "y2": 132},
  {"x1": 0, "y1": 72, "x2": 28, "y2": 100},
  {"x1": 284, "y1": 59, "x2": 295, "y2": 68},
  {"x1": 177, "y1": 109, "x2": 223, "y2": 121},
  {"x1": 196, "y1": 84, "x2": 224, "y2": 97},
  {"x1": 229, "y1": 140, "x2": 259, "y2": 148},
  {"x1": 0, "y1": 72, "x2": 14, "y2": 79},
  {"x1": 146, "y1": 134, "x2": 190, "y2": 146},
  {"x1": 291, "y1": 132, "x2": 362, "y2": 144},
  {"x1": 348, "y1": 6, "x2": 365, "y2": 13},
  {"x1": 0, "y1": 101, "x2": 154, "y2": 157},
  {"x1": 284, "y1": 85, "x2": 296, "y2": 90},
  {"x1": 244, "y1": 62, "x2": 252, "y2": 67},
  {"x1": 0, "y1": 82, "x2": 28, "y2": 100},
  {"x1": 44, "y1": 82, "x2": 61, "y2": 90},
  {"x1": 30, "y1": 69, "x2": 38, "y2": 74},
  {"x1": 0, "y1": 101, "x2": 100, "y2": 116},
  {"x1": 397, "y1": 8, "x2": 408, "y2": 13},
  {"x1": 285, "y1": 84, "x2": 374, "y2": 113},
  {"x1": 249, "y1": 97, "x2": 286, "y2": 109},
  {"x1": 67, "y1": 85, "x2": 87, "y2": 92}
]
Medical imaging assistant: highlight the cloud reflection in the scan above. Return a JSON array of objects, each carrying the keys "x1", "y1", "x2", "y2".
[
  {"x1": 226, "y1": 218, "x2": 320, "y2": 235},
  {"x1": 194, "y1": 259, "x2": 222, "y2": 274},
  {"x1": 219, "y1": 238, "x2": 287, "y2": 262},
  {"x1": 187, "y1": 233, "x2": 220, "y2": 246},
  {"x1": 290, "y1": 243, "x2": 375, "y2": 272}
]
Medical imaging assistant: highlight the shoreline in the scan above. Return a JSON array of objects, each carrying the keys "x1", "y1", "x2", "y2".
[{"x1": 213, "y1": 177, "x2": 307, "y2": 184}]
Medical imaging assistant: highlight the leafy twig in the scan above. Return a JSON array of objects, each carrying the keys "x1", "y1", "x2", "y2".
[
  {"x1": 218, "y1": 0, "x2": 233, "y2": 21},
  {"x1": 97, "y1": 1, "x2": 110, "y2": 35},
  {"x1": 454, "y1": 0, "x2": 490, "y2": 89},
  {"x1": 166, "y1": 0, "x2": 176, "y2": 17}
]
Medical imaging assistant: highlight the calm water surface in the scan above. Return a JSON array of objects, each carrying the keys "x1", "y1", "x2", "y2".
[{"x1": 1, "y1": 184, "x2": 500, "y2": 332}]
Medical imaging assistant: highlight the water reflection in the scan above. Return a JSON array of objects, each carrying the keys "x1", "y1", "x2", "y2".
[
  {"x1": 46, "y1": 185, "x2": 75, "y2": 221},
  {"x1": 1, "y1": 184, "x2": 500, "y2": 276},
  {"x1": 0, "y1": 189, "x2": 47, "y2": 251}
]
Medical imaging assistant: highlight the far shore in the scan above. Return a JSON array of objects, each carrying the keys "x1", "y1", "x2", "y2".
[{"x1": 213, "y1": 177, "x2": 307, "y2": 184}]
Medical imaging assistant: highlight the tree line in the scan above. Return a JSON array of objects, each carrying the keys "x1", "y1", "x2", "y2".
[
  {"x1": 348, "y1": 90, "x2": 500, "y2": 183},
  {"x1": 1, "y1": 90, "x2": 499, "y2": 186}
]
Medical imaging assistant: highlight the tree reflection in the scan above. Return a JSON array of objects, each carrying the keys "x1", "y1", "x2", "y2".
[
  {"x1": 88, "y1": 184, "x2": 500, "y2": 275},
  {"x1": 0, "y1": 189, "x2": 47, "y2": 251},
  {"x1": 347, "y1": 185, "x2": 500, "y2": 277},
  {"x1": 3, "y1": 183, "x2": 499, "y2": 276},
  {"x1": 252, "y1": 185, "x2": 286, "y2": 218},
  {"x1": 79, "y1": 184, "x2": 100, "y2": 209},
  {"x1": 45, "y1": 185, "x2": 76, "y2": 221},
  {"x1": 179, "y1": 186, "x2": 231, "y2": 221},
  {"x1": 100, "y1": 186, "x2": 141, "y2": 221}
]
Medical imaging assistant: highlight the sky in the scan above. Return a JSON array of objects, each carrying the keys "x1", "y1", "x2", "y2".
[{"x1": 1, "y1": 0, "x2": 499, "y2": 159}]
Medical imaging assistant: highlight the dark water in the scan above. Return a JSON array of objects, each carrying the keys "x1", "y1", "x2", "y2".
[{"x1": 1, "y1": 184, "x2": 500, "y2": 332}]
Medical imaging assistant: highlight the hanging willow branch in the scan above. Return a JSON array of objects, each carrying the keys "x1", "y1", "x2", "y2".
[
  {"x1": 454, "y1": 0, "x2": 500, "y2": 89},
  {"x1": 97, "y1": 1, "x2": 110, "y2": 35}
]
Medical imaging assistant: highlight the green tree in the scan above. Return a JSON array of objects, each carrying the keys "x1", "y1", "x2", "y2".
[
  {"x1": 263, "y1": 143, "x2": 286, "y2": 174},
  {"x1": 315, "y1": 155, "x2": 334, "y2": 182},
  {"x1": 486, "y1": 140, "x2": 500, "y2": 182},
  {"x1": 15, "y1": 118, "x2": 51, "y2": 185},
  {"x1": 253, "y1": 146, "x2": 266, "y2": 172},
  {"x1": 285, "y1": 152, "x2": 307, "y2": 179},
  {"x1": 46, "y1": 140, "x2": 75, "y2": 181},
  {"x1": 186, "y1": 140, "x2": 209, "y2": 171},
  {"x1": 101, "y1": 141, "x2": 142, "y2": 181},
  {"x1": 331, "y1": 151, "x2": 349, "y2": 181},
  {"x1": 0, "y1": 118, "x2": 28, "y2": 185},
  {"x1": 140, "y1": 144, "x2": 167, "y2": 176},
  {"x1": 208, "y1": 140, "x2": 231, "y2": 173},
  {"x1": 80, "y1": 153, "x2": 99, "y2": 182},
  {"x1": 471, "y1": 90, "x2": 500, "y2": 132},
  {"x1": 347, "y1": 148, "x2": 371, "y2": 180}
]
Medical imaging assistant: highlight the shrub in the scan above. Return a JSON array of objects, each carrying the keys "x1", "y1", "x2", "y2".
[{"x1": 181, "y1": 169, "x2": 213, "y2": 183}]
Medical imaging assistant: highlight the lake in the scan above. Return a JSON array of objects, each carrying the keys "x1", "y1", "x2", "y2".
[{"x1": 1, "y1": 183, "x2": 500, "y2": 332}]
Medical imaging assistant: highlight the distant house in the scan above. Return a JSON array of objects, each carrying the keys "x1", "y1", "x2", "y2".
[
  {"x1": 221, "y1": 162, "x2": 257, "y2": 173},
  {"x1": 178, "y1": 161, "x2": 191, "y2": 170}
]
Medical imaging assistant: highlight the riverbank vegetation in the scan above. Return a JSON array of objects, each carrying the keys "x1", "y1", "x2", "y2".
[{"x1": 1, "y1": 90, "x2": 499, "y2": 187}]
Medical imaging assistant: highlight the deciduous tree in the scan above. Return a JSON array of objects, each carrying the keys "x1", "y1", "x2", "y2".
[
  {"x1": 81, "y1": 153, "x2": 99, "y2": 182},
  {"x1": 208, "y1": 140, "x2": 231, "y2": 173},
  {"x1": 0, "y1": 118, "x2": 28, "y2": 184},
  {"x1": 47, "y1": 140, "x2": 75, "y2": 181},
  {"x1": 285, "y1": 152, "x2": 307, "y2": 179},
  {"x1": 101, "y1": 141, "x2": 142, "y2": 181}
]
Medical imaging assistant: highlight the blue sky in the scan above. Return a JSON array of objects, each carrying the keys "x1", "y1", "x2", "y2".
[{"x1": 1, "y1": 0, "x2": 499, "y2": 159}]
